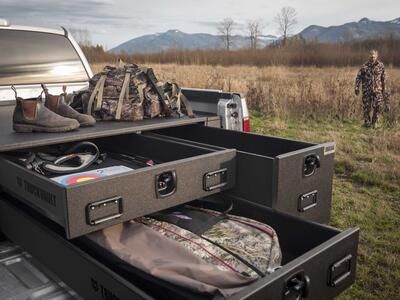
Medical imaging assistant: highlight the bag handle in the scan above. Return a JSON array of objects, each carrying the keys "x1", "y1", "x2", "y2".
[
  {"x1": 11, "y1": 85, "x2": 18, "y2": 99},
  {"x1": 178, "y1": 91, "x2": 195, "y2": 118},
  {"x1": 115, "y1": 71, "x2": 131, "y2": 120},
  {"x1": 87, "y1": 74, "x2": 106, "y2": 116}
]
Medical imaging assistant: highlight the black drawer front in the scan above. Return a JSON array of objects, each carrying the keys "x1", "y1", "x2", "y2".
[
  {"x1": 0, "y1": 194, "x2": 359, "y2": 300},
  {"x1": 0, "y1": 133, "x2": 236, "y2": 238},
  {"x1": 152, "y1": 125, "x2": 335, "y2": 224}
]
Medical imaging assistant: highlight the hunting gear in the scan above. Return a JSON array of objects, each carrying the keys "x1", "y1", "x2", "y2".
[
  {"x1": 12, "y1": 64, "x2": 194, "y2": 133},
  {"x1": 86, "y1": 202, "x2": 282, "y2": 298},
  {"x1": 71, "y1": 64, "x2": 194, "y2": 121},
  {"x1": 355, "y1": 50, "x2": 387, "y2": 128}
]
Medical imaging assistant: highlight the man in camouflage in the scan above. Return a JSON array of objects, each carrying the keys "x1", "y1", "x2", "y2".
[{"x1": 355, "y1": 49, "x2": 386, "y2": 128}]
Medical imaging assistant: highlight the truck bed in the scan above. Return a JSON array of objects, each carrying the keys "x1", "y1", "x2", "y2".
[
  {"x1": 0, "y1": 239, "x2": 80, "y2": 299},
  {"x1": 0, "y1": 105, "x2": 219, "y2": 152}
]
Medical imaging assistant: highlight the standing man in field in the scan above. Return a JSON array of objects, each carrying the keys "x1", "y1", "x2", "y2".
[{"x1": 355, "y1": 49, "x2": 386, "y2": 128}]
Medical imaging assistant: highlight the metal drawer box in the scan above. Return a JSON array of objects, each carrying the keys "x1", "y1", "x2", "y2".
[
  {"x1": 0, "y1": 133, "x2": 236, "y2": 238},
  {"x1": 0, "y1": 194, "x2": 359, "y2": 300},
  {"x1": 152, "y1": 125, "x2": 335, "y2": 224}
]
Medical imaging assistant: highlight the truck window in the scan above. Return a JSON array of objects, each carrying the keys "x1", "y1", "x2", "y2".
[{"x1": 0, "y1": 30, "x2": 88, "y2": 85}]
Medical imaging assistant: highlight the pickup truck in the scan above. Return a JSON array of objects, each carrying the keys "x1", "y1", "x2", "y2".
[
  {"x1": 0, "y1": 19, "x2": 250, "y2": 132},
  {"x1": 0, "y1": 20, "x2": 359, "y2": 300}
]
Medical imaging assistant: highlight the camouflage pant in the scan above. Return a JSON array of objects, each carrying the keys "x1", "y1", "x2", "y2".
[{"x1": 362, "y1": 92, "x2": 384, "y2": 126}]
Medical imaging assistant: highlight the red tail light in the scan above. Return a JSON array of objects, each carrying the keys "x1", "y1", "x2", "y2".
[{"x1": 243, "y1": 117, "x2": 251, "y2": 132}]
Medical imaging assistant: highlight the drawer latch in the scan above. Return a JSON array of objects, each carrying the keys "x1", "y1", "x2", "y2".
[
  {"x1": 303, "y1": 154, "x2": 321, "y2": 177},
  {"x1": 156, "y1": 170, "x2": 177, "y2": 198},
  {"x1": 203, "y1": 168, "x2": 228, "y2": 191},
  {"x1": 86, "y1": 196, "x2": 123, "y2": 226},
  {"x1": 328, "y1": 254, "x2": 353, "y2": 287},
  {"x1": 283, "y1": 271, "x2": 310, "y2": 300}
]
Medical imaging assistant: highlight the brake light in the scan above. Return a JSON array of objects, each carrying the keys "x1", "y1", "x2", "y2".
[{"x1": 243, "y1": 117, "x2": 251, "y2": 132}]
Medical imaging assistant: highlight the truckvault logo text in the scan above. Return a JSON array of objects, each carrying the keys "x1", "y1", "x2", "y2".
[
  {"x1": 17, "y1": 177, "x2": 57, "y2": 207},
  {"x1": 91, "y1": 278, "x2": 120, "y2": 300}
]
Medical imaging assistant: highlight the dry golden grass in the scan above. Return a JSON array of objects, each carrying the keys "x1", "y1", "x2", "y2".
[{"x1": 92, "y1": 63, "x2": 400, "y2": 123}]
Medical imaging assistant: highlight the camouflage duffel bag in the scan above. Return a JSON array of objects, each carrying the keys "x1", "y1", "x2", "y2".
[
  {"x1": 70, "y1": 64, "x2": 194, "y2": 121},
  {"x1": 87, "y1": 204, "x2": 282, "y2": 298}
]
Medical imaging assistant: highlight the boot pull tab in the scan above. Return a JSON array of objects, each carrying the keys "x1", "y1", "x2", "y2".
[
  {"x1": 41, "y1": 83, "x2": 49, "y2": 96},
  {"x1": 11, "y1": 85, "x2": 18, "y2": 99}
]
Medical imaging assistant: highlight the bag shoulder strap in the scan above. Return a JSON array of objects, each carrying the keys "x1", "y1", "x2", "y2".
[{"x1": 145, "y1": 68, "x2": 172, "y2": 116}]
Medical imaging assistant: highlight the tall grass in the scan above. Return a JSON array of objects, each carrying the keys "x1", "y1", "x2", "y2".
[{"x1": 92, "y1": 63, "x2": 400, "y2": 123}]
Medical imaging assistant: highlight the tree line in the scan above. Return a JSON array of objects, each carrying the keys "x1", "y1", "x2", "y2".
[
  {"x1": 218, "y1": 6, "x2": 297, "y2": 50},
  {"x1": 82, "y1": 36, "x2": 400, "y2": 67}
]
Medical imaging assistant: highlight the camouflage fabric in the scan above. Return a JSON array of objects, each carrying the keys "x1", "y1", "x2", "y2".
[
  {"x1": 89, "y1": 65, "x2": 160, "y2": 121},
  {"x1": 196, "y1": 207, "x2": 282, "y2": 275},
  {"x1": 87, "y1": 220, "x2": 255, "y2": 297},
  {"x1": 136, "y1": 216, "x2": 260, "y2": 278},
  {"x1": 70, "y1": 64, "x2": 194, "y2": 121},
  {"x1": 138, "y1": 206, "x2": 282, "y2": 279},
  {"x1": 355, "y1": 60, "x2": 386, "y2": 126}
]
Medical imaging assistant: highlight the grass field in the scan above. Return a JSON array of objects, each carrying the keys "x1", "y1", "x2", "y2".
[
  {"x1": 92, "y1": 63, "x2": 400, "y2": 299},
  {"x1": 93, "y1": 63, "x2": 400, "y2": 123},
  {"x1": 251, "y1": 116, "x2": 400, "y2": 300}
]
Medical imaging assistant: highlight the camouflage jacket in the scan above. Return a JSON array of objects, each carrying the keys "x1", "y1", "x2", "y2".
[{"x1": 355, "y1": 60, "x2": 386, "y2": 95}]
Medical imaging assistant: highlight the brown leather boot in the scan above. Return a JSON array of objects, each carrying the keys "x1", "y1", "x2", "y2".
[
  {"x1": 43, "y1": 85, "x2": 96, "y2": 127},
  {"x1": 12, "y1": 93, "x2": 80, "y2": 133}
]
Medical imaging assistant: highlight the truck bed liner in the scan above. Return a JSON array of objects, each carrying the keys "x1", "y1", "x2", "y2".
[
  {"x1": 0, "y1": 105, "x2": 212, "y2": 152},
  {"x1": 0, "y1": 240, "x2": 81, "y2": 299}
]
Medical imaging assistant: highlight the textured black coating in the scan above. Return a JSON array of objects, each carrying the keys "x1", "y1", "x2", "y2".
[
  {"x1": 0, "y1": 105, "x2": 209, "y2": 152},
  {"x1": 153, "y1": 125, "x2": 335, "y2": 224}
]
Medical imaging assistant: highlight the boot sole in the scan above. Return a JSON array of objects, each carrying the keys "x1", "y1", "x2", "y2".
[
  {"x1": 13, "y1": 123, "x2": 80, "y2": 133},
  {"x1": 79, "y1": 121, "x2": 96, "y2": 127}
]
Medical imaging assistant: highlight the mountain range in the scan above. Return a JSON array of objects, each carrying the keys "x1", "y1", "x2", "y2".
[
  {"x1": 299, "y1": 17, "x2": 400, "y2": 43},
  {"x1": 110, "y1": 30, "x2": 277, "y2": 54},
  {"x1": 110, "y1": 17, "x2": 400, "y2": 54}
]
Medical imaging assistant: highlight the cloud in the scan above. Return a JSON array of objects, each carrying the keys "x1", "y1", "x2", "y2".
[
  {"x1": 1, "y1": 0, "x2": 399, "y2": 48},
  {"x1": 0, "y1": 0, "x2": 130, "y2": 25}
]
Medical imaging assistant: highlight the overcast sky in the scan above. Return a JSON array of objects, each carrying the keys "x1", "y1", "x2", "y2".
[{"x1": 1, "y1": 0, "x2": 399, "y2": 49}]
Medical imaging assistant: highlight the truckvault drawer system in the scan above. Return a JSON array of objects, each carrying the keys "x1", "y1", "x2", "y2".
[
  {"x1": 153, "y1": 125, "x2": 336, "y2": 223},
  {"x1": 0, "y1": 133, "x2": 236, "y2": 239},
  {"x1": 0, "y1": 193, "x2": 359, "y2": 300}
]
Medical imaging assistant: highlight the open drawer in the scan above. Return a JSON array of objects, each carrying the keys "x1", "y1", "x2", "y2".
[
  {"x1": 0, "y1": 193, "x2": 359, "y2": 300},
  {"x1": 0, "y1": 133, "x2": 236, "y2": 238},
  {"x1": 151, "y1": 125, "x2": 336, "y2": 224}
]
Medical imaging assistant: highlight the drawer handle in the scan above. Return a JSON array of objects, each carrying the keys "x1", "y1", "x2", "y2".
[
  {"x1": 86, "y1": 196, "x2": 123, "y2": 226},
  {"x1": 298, "y1": 190, "x2": 318, "y2": 212},
  {"x1": 203, "y1": 168, "x2": 228, "y2": 191},
  {"x1": 328, "y1": 254, "x2": 353, "y2": 287}
]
